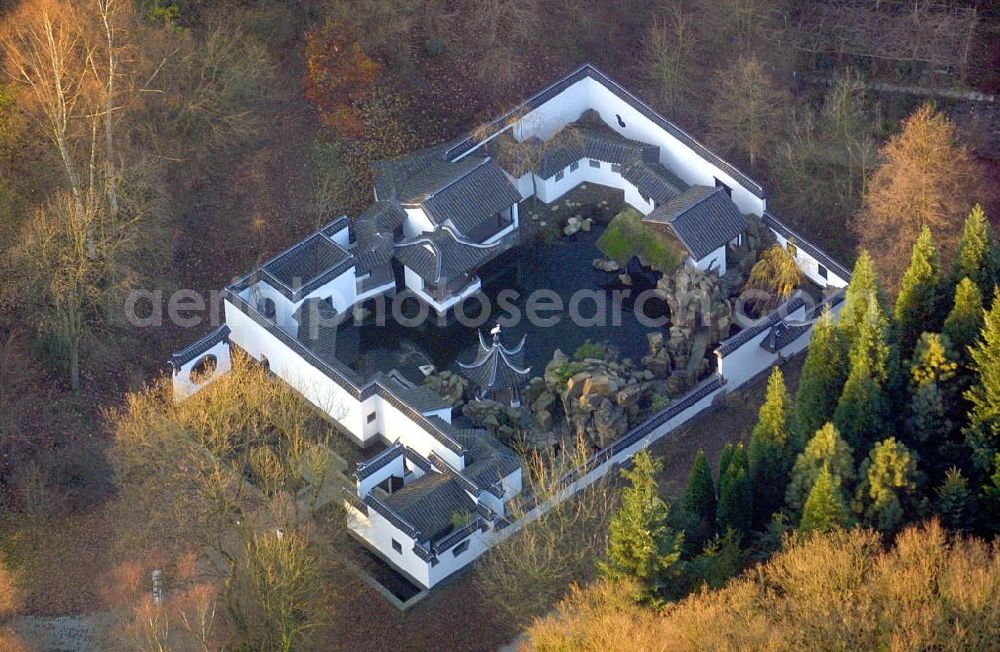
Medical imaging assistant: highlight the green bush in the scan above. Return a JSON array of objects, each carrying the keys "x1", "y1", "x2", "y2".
[
  {"x1": 574, "y1": 340, "x2": 607, "y2": 361},
  {"x1": 650, "y1": 393, "x2": 670, "y2": 412},
  {"x1": 597, "y1": 207, "x2": 685, "y2": 274}
]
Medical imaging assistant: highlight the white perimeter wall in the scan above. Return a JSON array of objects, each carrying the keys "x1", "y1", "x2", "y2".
[
  {"x1": 505, "y1": 76, "x2": 766, "y2": 216},
  {"x1": 770, "y1": 229, "x2": 850, "y2": 289},
  {"x1": 253, "y1": 267, "x2": 358, "y2": 334},
  {"x1": 225, "y1": 299, "x2": 369, "y2": 440},
  {"x1": 171, "y1": 338, "x2": 233, "y2": 400}
]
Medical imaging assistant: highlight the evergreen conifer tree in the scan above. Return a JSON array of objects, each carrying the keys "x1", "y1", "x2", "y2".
[
  {"x1": 794, "y1": 309, "x2": 848, "y2": 447},
  {"x1": 717, "y1": 444, "x2": 752, "y2": 537},
  {"x1": 942, "y1": 277, "x2": 984, "y2": 362},
  {"x1": 835, "y1": 297, "x2": 892, "y2": 451},
  {"x1": 786, "y1": 422, "x2": 855, "y2": 515},
  {"x1": 906, "y1": 333, "x2": 958, "y2": 456},
  {"x1": 718, "y1": 442, "x2": 738, "y2": 480},
  {"x1": 601, "y1": 451, "x2": 683, "y2": 596},
  {"x1": 981, "y1": 454, "x2": 1000, "y2": 536},
  {"x1": 954, "y1": 204, "x2": 996, "y2": 290},
  {"x1": 839, "y1": 251, "x2": 885, "y2": 349},
  {"x1": 894, "y1": 226, "x2": 943, "y2": 357},
  {"x1": 965, "y1": 294, "x2": 1000, "y2": 472},
  {"x1": 799, "y1": 464, "x2": 850, "y2": 533},
  {"x1": 749, "y1": 367, "x2": 793, "y2": 527},
  {"x1": 682, "y1": 449, "x2": 717, "y2": 550},
  {"x1": 855, "y1": 437, "x2": 920, "y2": 532},
  {"x1": 934, "y1": 467, "x2": 973, "y2": 530}
]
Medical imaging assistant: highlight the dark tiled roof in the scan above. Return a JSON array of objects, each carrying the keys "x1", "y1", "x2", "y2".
[
  {"x1": 382, "y1": 471, "x2": 476, "y2": 542},
  {"x1": 399, "y1": 157, "x2": 486, "y2": 204},
  {"x1": 385, "y1": 380, "x2": 452, "y2": 414},
  {"x1": 352, "y1": 202, "x2": 407, "y2": 273},
  {"x1": 458, "y1": 330, "x2": 530, "y2": 394},
  {"x1": 644, "y1": 186, "x2": 748, "y2": 261},
  {"x1": 394, "y1": 227, "x2": 501, "y2": 283},
  {"x1": 622, "y1": 160, "x2": 686, "y2": 205},
  {"x1": 421, "y1": 160, "x2": 521, "y2": 234},
  {"x1": 444, "y1": 64, "x2": 766, "y2": 200},
  {"x1": 170, "y1": 325, "x2": 230, "y2": 368},
  {"x1": 261, "y1": 234, "x2": 354, "y2": 301},
  {"x1": 534, "y1": 123, "x2": 658, "y2": 179},
  {"x1": 762, "y1": 212, "x2": 852, "y2": 282},
  {"x1": 320, "y1": 215, "x2": 350, "y2": 239},
  {"x1": 293, "y1": 297, "x2": 339, "y2": 359},
  {"x1": 452, "y1": 429, "x2": 521, "y2": 496},
  {"x1": 356, "y1": 442, "x2": 404, "y2": 480},
  {"x1": 717, "y1": 295, "x2": 808, "y2": 355},
  {"x1": 760, "y1": 322, "x2": 811, "y2": 353},
  {"x1": 372, "y1": 140, "x2": 456, "y2": 201}
]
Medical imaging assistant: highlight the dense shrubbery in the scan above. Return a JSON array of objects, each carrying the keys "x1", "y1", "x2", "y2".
[{"x1": 526, "y1": 521, "x2": 1000, "y2": 651}]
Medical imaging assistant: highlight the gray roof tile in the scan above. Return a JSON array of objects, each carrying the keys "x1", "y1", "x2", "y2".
[
  {"x1": 394, "y1": 227, "x2": 502, "y2": 284},
  {"x1": 421, "y1": 160, "x2": 522, "y2": 234},
  {"x1": 261, "y1": 234, "x2": 354, "y2": 300},
  {"x1": 644, "y1": 186, "x2": 748, "y2": 260},
  {"x1": 382, "y1": 472, "x2": 476, "y2": 542}
]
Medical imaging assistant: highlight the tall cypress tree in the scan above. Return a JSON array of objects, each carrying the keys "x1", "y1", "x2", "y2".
[
  {"x1": 894, "y1": 226, "x2": 944, "y2": 358},
  {"x1": 954, "y1": 204, "x2": 996, "y2": 290},
  {"x1": 942, "y1": 277, "x2": 984, "y2": 363},
  {"x1": 855, "y1": 437, "x2": 921, "y2": 532},
  {"x1": 964, "y1": 295, "x2": 1000, "y2": 473},
  {"x1": 749, "y1": 367, "x2": 793, "y2": 527},
  {"x1": 839, "y1": 251, "x2": 886, "y2": 350},
  {"x1": 981, "y1": 454, "x2": 1000, "y2": 535},
  {"x1": 934, "y1": 467, "x2": 973, "y2": 530},
  {"x1": 717, "y1": 444, "x2": 752, "y2": 538},
  {"x1": 799, "y1": 464, "x2": 850, "y2": 533},
  {"x1": 602, "y1": 451, "x2": 683, "y2": 596},
  {"x1": 786, "y1": 422, "x2": 855, "y2": 516},
  {"x1": 794, "y1": 309, "x2": 848, "y2": 446},
  {"x1": 834, "y1": 299, "x2": 891, "y2": 452},
  {"x1": 682, "y1": 449, "x2": 717, "y2": 550},
  {"x1": 906, "y1": 333, "x2": 959, "y2": 475}
]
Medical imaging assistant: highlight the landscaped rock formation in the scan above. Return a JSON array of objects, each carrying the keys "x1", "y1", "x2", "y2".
[
  {"x1": 531, "y1": 349, "x2": 657, "y2": 449},
  {"x1": 655, "y1": 264, "x2": 733, "y2": 351},
  {"x1": 423, "y1": 369, "x2": 469, "y2": 408},
  {"x1": 462, "y1": 399, "x2": 523, "y2": 446},
  {"x1": 592, "y1": 258, "x2": 621, "y2": 273},
  {"x1": 563, "y1": 215, "x2": 594, "y2": 236}
]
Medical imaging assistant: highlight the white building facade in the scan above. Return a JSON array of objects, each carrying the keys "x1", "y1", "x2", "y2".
[{"x1": 170, "y1": 64, "x2": 851, "y2": 590}]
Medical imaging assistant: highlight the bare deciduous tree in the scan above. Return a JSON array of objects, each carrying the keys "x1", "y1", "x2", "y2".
[
  {"x1": 708, "y1": 56, "x2": 789, "y2": 169},
  {"x1": 477, "y1": 434, "x2": 619, "y2": 626}
]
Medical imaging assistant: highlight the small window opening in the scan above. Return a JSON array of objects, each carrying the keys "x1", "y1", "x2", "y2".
[
  {"x1": 452, "y1": 540, "x2": 470, "y2": 556},
  {"x1": 616, "y1": 114, "x2": 626, "y2": 128},
  {"x1": 190, "y1": 354, "x2": 218, "y2": 384},
  {"x1": 392, "y1": 539, "x2": 402, "y2": 553},
  {"x1": 589, "y1": 159, "x2": 601, "y2": 168}
]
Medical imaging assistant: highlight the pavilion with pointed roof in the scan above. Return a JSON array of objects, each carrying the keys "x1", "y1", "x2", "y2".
[{"x1": 458, "y1": 326, "x2": 531, "y2": 406}]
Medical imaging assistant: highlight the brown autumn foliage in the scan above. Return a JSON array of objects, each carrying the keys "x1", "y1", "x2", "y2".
[
  {"x1": 0, "y1": 556, "x2": 23, "y2": 619},
  {"x1": 303, "y1": 18, "x2": 381, "y2": 138},
  {"x1": 525, "y1": 521, "x2": 1000, "y2": 651},
  {"x1": 854, "y1": 104, "x2": 983, "y2": 291},
  {"x1": 101, "y1": 551, "x2": 224, "y2": 650}
]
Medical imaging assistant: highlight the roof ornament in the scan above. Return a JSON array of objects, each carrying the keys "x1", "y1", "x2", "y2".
[{"x1": 458, "y1": 325, "x2": 530, "y2": 407}]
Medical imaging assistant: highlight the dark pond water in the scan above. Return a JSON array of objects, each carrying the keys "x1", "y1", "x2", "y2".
[{"x1": 335, "y1": 223, "x2": 666, "y2": 383}]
